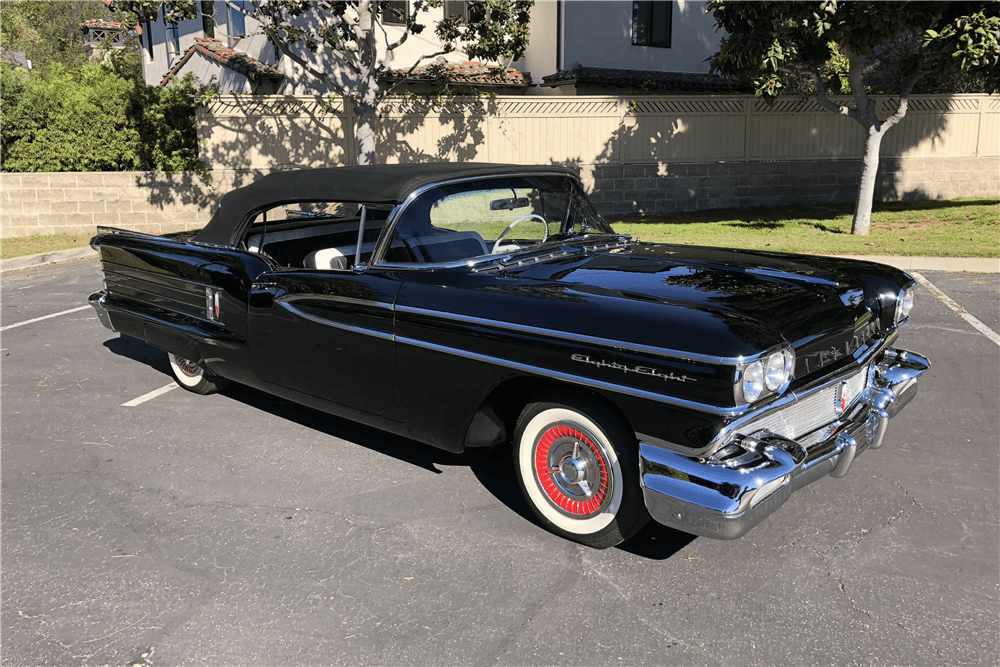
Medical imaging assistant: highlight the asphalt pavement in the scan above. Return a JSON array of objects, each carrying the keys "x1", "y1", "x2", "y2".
[{"x1": 1, "y1": 256, "x2": 997, "y2": 666}]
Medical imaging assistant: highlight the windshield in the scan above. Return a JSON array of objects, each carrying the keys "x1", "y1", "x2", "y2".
[{"x1": 380, "y1": 175, "x2": 615, "y2": 265}]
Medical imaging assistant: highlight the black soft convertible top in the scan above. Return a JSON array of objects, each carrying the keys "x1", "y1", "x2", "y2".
[{"x1": 194, "y1": 163, "x2": 577, "y2": 247}]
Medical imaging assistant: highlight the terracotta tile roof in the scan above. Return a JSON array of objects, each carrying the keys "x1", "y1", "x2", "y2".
[
  {"x1": 384, "y1": 60, "x2": 530, "y2": 87},
  {"x1": 79, "y1": 19, "x2": 124, "y2": 30},
  {"x1": 160, "y1": 37, "x2": 283, "y2": 87},
  {"x1": 541, "y1": 64, "x2": 746, "y2": 93}
]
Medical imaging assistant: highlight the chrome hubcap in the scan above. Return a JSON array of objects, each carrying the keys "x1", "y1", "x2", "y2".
[
  {"x1": 534, "y1": 422, "x2": 611, "y2": 517},
  {"x1": 175, "y1": 356, "x2": 201, "y2": 376}
]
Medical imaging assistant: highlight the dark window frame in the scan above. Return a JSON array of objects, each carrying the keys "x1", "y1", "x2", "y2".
[
  {"x1": 444, "y1": 1, "x2": 485, "y2": 23},
  {"x1": 143, "y1": 20, "x2": 154, "y2": 60},
  {"x1": 228, "y1": 0, "x2": 247, "y2": 45},
  {"x1": 380, "y1": 1, "x2": 409, "y2": 25},
  {"x1": 164, "y1": 10, "x2": 181, "y2": 58},
  {"x1": 632, "y1": 1, "x2": 672, "y2": 49},
  {"x1": 200, "y1": 1, "x2": 215, "y2": 38}
]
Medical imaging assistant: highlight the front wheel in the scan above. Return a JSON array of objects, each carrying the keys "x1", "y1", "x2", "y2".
[
  {"x1": 167, "y1": 352, "x2": 230, "y2": 395},
  {"x1": 513, "y1": 393, "x2": 650, "y2": 549}
]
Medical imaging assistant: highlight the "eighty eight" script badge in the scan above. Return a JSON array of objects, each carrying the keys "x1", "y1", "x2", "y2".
[{"x1": 571, "y1": 354, "x2": 694, "y2": 383}]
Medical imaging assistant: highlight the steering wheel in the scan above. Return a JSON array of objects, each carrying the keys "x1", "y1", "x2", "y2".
[{"x1": 492, "y1": 214, "x2": 549, "y2": 254}]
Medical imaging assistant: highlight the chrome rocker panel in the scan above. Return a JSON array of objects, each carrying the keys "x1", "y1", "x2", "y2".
[{"x1": 639, "y1": 348, "x2": 930, "y2": 540}]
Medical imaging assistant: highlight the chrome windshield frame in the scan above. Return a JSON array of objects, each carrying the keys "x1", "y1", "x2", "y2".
[{"x1": 368, "y1": 171, "x2": 612, "y2": 270}]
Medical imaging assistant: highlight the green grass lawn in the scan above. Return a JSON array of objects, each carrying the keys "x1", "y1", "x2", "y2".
[
  {"x1": 609, "y1": 198, "x2": 1000, "y2": 258},
  {"x1": 1, "y1": 233, "x2": 95, "y2": 260}
]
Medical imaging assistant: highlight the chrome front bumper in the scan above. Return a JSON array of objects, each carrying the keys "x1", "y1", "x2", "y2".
[{"x1": 639, "y1": 348, "x2": 930, "y2": 540}]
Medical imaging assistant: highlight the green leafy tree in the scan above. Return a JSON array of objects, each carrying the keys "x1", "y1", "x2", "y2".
[
  {"x1": 709, "y1": 1, "x2": 1000, "y2": 235},
  {"x1": 111, "y1": 0, "x2": 533, "y2": 165},
  {"x1": 0, "y1": 0, "x2": 108, "y2": 75}
]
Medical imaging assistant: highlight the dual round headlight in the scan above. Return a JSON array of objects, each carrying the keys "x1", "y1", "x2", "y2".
[
  {"x1": 896, "y1": 286, "x2": 914, "y2": 324},
  {"x1": 741, "y1": 348, "x2": 794, "y2": 403}
]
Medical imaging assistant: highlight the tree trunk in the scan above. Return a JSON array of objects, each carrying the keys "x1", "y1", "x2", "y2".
[
  {"x1": 851, "y1": 124, "x2": 885, "y2": 236},
  {"x1": 353, "y1": 99, "x2": 378, "y2": 166}
]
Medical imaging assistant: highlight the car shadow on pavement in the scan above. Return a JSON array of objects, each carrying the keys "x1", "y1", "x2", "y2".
[
  {"x1": 103, "y1": 335, "x2": 173, "y2": 375},
  {"x1": 617, "y1": 522, "x2": 697, "y2": 560},
  {"x1": 104, "y1": 332, "x2": 699, "y2": 560}
]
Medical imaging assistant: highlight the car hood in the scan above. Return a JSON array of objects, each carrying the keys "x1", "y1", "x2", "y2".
[{"x1": 500, "y1": 242, "x2": 901, "y2": 379}]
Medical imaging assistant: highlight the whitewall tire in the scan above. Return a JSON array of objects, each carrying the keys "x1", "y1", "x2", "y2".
[
  {"x1": 513, "y1": 392, "x2": 650, "y2": 549},
  {"x1": 167, "y1": 352, "x2": 229, "y2": 395}
]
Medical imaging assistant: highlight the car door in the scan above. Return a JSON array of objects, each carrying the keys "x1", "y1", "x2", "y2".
[{"x1": 247, "y1": 268, "x2": 404, "y2": 423}]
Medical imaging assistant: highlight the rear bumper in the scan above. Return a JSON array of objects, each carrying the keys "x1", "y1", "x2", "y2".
[
  {"x1": 89, "y1": 291, "x2": 116, "y2": 332},
  {"x1": 639, "y1": 348, "x2": 930, "y2": 540}
]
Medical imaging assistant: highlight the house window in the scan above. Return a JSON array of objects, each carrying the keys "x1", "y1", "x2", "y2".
[
  {"x1": 445, "y1": 1, "x2": 485, "y2": 23},
  {"x1": 142, "y1": 20, "x2": 154, "y2": 60},
  {"x1": 380, "y1": 1, "x2": 408, "y2": 25},
  {"x1": 228, "y1": 0, "x2": 247, "y2": 44},
  {"x1": 201, "y1": 1, "x2": 215, "y2": 38},
  {"x1": 632, "y1": 1, "x2": 672, "y2": 48},
  {"x1": 164, "y1": 12, "x2": 181, "y2": 58}
]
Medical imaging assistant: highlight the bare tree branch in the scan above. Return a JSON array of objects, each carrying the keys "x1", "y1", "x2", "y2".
[
  {"x1": 842, "y1": 45, "x2": 876, "y2": 123},
  {"x1": 260, "y1": 21, "x2": 344, "y2": 94},
  {"x1": 810, "y1": 70, "x2": 862, "y2": 121},
  {"x1": 883, "y1": 54, "x2": 927, "y2": 130}
]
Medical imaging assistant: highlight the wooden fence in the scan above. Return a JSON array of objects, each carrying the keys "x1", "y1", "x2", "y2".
[{"x1": 196, "y1": 93, "x2": 998, "y2": 170}]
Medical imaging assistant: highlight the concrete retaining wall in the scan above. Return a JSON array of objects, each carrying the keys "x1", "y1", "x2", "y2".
[
  {"x1": 1, "y1": 172, "x2": 218, "y2": 239},
  {"x1": 1, "y1": 157, "x2": 996, "y2": 239},
  {"x1": 585, "y1": 156, "x2": 999, "y2": 216}
]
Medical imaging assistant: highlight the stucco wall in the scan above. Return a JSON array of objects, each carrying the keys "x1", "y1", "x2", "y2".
[{"x1": 562, "y1": 0, "x2": 718, "y2": 73}]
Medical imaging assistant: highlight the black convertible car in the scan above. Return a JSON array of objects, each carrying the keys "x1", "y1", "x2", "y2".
[{"x1": 90, "y1": 163, "x2": 929, "y2": 548}]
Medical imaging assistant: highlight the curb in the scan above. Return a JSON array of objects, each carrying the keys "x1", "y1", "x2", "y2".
[
  {"x1": 0, "y1": 246, "x2": 98, "y2": 273},
  {"x1": 821, "y1": 254, "x2": 999, "y2": 273},
  {"x1": 0, "y1": 245, "x2": 996, "y2": 274}
]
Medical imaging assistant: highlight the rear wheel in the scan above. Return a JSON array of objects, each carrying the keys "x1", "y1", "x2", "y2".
[
  {"x1": 513, "y1": 392, "x2": 650, "y2": 549},
  {"x1": 167, "y1": 352, "x2": 229, "y2": 395}
]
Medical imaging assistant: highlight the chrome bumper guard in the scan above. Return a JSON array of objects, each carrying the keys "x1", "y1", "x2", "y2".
[
  {"x1": 639, "y1": 348, "x2": 930, "y2": 540},
  {"x1": 89, "y1": 291, "x2": 116, "y2": 332}
]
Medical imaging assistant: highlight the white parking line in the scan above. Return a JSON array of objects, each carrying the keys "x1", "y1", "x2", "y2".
[
  {"x1": 0, "y1": 305, "x2": 90, "y2": 332},
  {"x1": 122, "y1": 382, "x2": 179, "y2": 407},
  {"x1": 911, "y1": 272, "x2": 1000, "y2": 348}
]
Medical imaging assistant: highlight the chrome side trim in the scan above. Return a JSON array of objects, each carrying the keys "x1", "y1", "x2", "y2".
[
  {"x1": 396, "y1": 304, "x2": 766, "y2": 366},
  {"x1": 102, "y1": 261, "x2": 220, "y2": 293},
  {"x1": 277, "y1": 300, "x2": 394, "y2": 341},
  {"x1": 395, "y1": 335, "x2": 738, "y2": 416},
  {"x1": 373, "y1": 258, "x2": 503, "y2": 271},
  {"x1": 282, "y1": 294, "x2": 394, "y2": 311}
]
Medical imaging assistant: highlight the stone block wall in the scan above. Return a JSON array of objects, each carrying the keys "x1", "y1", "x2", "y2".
[
  {"x1": 1, "y1": 157, "x2": 996, "y2": 239},
  {"x1": 585, "y1": 156, "x2": 999, "y2": 217},
  {"x1": 1, "y1": 172, "x2": 219, "y2": 239}
]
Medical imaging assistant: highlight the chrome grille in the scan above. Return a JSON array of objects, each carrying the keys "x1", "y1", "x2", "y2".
[{"x1": 740, "y1": 365, "x2": 870, "y2": 444}]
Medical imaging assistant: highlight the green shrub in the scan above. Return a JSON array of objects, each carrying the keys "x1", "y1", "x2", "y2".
[{"x1": 1, "y1": 53, "x2": 214, "y2": 173}]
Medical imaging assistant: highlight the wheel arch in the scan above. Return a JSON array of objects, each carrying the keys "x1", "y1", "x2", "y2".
[{"x1": 462, "y1": 375, "x2": 638, "y2": 451}]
